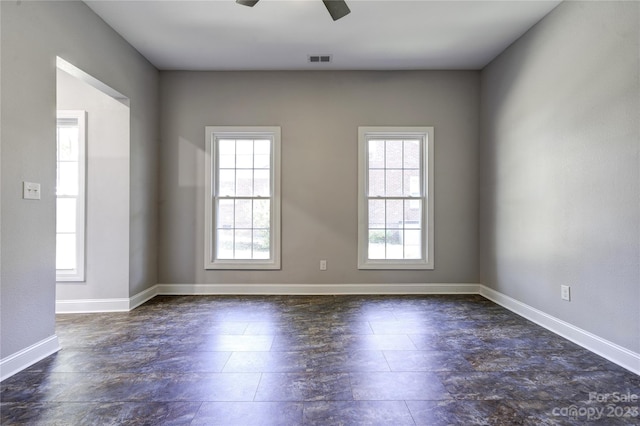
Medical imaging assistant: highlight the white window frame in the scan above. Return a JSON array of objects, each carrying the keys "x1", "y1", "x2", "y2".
[
  {"x1": 205, "y1": 126, "x2": 281, "y2": 270},
  {"x1": 56, "y1": 110, "x2": 87, "y2": 282},
  {"x1": 358, "y1": 126, "x2": 434, "y2": 270}
]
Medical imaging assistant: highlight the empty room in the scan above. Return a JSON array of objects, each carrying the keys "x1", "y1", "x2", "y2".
[{"x1": 1, "y1": 0, "x2": 639, "y2": 424}]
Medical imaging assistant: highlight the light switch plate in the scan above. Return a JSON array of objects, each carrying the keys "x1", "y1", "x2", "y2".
[
  {"x1": 561, "y1": 285, "x2": 571, "y2": 301},
  {"x1": 23, "y1": 182, "x2": 41, "y2": 200}
]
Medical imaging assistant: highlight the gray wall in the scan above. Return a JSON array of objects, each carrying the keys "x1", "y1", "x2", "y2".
[
  {"x1": 159, "y1": 71, "x2": 479, "y2": 285},
  {"x1": 0, "y1": 1, "x2": 158, "y2": 358},
  {"x1": 479, "y1": 1, "x2": 639, "y2": 352}
]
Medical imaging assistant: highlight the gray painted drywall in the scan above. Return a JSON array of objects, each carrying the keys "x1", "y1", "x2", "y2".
[
  {"x1": 480, "y1": 1, "x2": 640, "y2": 352},
  {"x1": 0, "y1": 1, "x2": 158, "y2": 359},
  {"x1": 159, "y1": 71, "x2": 479, "y2": 285},
  {"x1": 56, "y1": 69, "x2": 130, "y2": 301}
]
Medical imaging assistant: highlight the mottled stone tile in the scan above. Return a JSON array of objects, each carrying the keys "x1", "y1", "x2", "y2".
[
  {"x1": 439, "y1": 371, "x2": 640, "y2": 402},
  {"x1": 303, "y1": 400, "x2": 415, "y2": 425},
  {"x1": 497, "y1": 399, "x2": 640, "y2": 425},
  {"x1": 223, "y1": 351, "x2": 309, "y2": 373},
  {"x1": 197, "y1": 334, "x2": 274, "y2": 351},
  {"x1": 408, "y1": 333, "x2": 479, "y2": 351},
  {"x1": 436, "y1": 371, "x2": 520, "y2": 400},
  {"x1": 41, "y1": 349, "x2": 158, "y2": 373},
  {"x1": 199, "y1": 321, "x2": 250, "y2": 335},
  {"x1": 191, "y1": 402, "x2": 303, "y2": 425},
  {"x1": 142, "y1": 351, "x2": 232, "y2": 373},
  {"x1": 305, "y1": 350, "x2": 391, "y2": 373},
  {"x1": 326, "y1": 320, "x2": 374, "y2": 335},
  {"x1": 0, "y1": 372, "x2": 80, "y2": 403},
  {"x1": 368, "y1": 320, "x2": 436, "y2": 335},
  {"x1": 243, "y1": 321, "x2": 292, "y2": 335},
  {"x1": 350, "y1": 371, "x2": 451, "y2": 401},
  {"x1": 84, "y1": 401, "x2": 201, "y2": 425},
  {"x1": 254, "y1": 373, "x2": 352, "y2": 402},
  {"x1": 0, "y1": 402, "x2": 92, "y2": 425},
  {"x1": 53, "y1": 372, "x2": 169, "y2": 402},
  {"x1": 152, "y1": 372, "x2": 262, "y2": 402},
  {"x1": 270, "y1": 333, "x2": 356, "y2": 352},
  {"x1": 406, "y1": 399, "x2": 513, "y2": 426},
  {"x1": 464, "y1": 349, "x2": 627, "y2": 373},
  {"x1": 347, "y1": 334, "x2": 418, "y2": 351},
  {"x1": 384, "y1": 350, "x2": 474, "y2": 372}
]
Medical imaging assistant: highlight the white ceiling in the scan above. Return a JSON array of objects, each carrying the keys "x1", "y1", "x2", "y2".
[{"x1": 85, "y1": 0, "x2": 561, "y2": 71}]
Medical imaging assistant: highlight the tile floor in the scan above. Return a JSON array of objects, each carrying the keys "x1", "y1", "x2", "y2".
[{"x1": 1, "y1": 295, "x2": 639, "y2": 425}]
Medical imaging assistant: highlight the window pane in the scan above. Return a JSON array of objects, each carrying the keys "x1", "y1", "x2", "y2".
[
  {"x1": 403, "y1": 139, "x2": 420, "y2": 169},
  {"x1": 58, "y1": 127, "x2": 79, "y2": 161},
  {"x1": 253, "y1": 229, "x2": 270, "y2": 259},
  {"x1": 217, "y1": 229, "x2": 234, "y2": 259},
  {"x1": 56, "y1": 234, "x2": 76, "y2": 270},
  {"x1": 368, "y1": 140, "x2": 384, "y2": 169},
  {"x1": 56, "y1": 198, "x2": 76, "y2": 233},
  {"x1": 234, "y1": 199, "x2": 252, "y2": 228},
  {"x1": 254, "y1": 139, "x2": 271, "y2": 169},
  {"x1": 236, "y1": 170, "x2": 253, "y2": 196},
  {"x1": 404, "y1": 199, "x2": 421, "y2": 229},
  {"x1": 218, "y1": 170, "x2": 235, "y2": 196},
  {"x1": 236, "y1": 139, "x2": 253, "y2": 168},
  {"x1": 385, "y1": 230, "x2": 403, "y2": 259},
  {"x1": 368, "y1": 230, "x2": 386, "y2": 259},
  {"x1": 254, "y1": 170, "x2": 270, "y2": 196},
  {"x1": 368, "y1": 169, "x2": 384, "y2": 197},
  {"x1": 385, "y1": 140, "x2": 403, "y2": 169},
  {"x1": 234, "y1": 229, "x2": 252, "y2": 259},
  {"x1": 217, "y1": 199, "x2": 234, "y2": 229},
  {"x1": 404, "y1": 230, "x2": 422, "y2": 259},
  {"x1": 57, "y1": 162, "x2": 79, "y2": 196},
  {"x1": 253, "y1": 199, "x2": 270, "y2": 229},
  {"x1": 385, "y1": 169, "x2": 402, "y2": 196},
  {"x1": 218, "y1": 139, "x2": 236, "y2": 168},
  {"x1": 403, "y1": 169, "x2": 420, "y2": 197},
  {"x1": 368, "y1": 199, "x2": 385, "y2": 229},
  {"x1": 386, "y1": 199, "x2": 403, "y2": 229}
]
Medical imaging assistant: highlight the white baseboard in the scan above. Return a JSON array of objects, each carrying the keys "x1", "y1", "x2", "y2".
[
  {"x1": 56, "y1": 297, "x2": 131, "y2": 313},
  {"x1": 155, "y1": 283, "x2": 481, "y2": 295},
  {"x1": 55, "y1": 285, "x2": 160, "y2": 314},
  {"x1": 0, "y1": 335, "x2": 61, "y2": 382},
  {"x1": 479, "y1": 285, "x2": 640, "y2": 376},
  {"x1": 129, "y1": 285, "x2": 159, "y2": 310}
]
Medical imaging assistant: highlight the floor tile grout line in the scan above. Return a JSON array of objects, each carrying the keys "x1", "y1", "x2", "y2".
[
  {"x1": 403, "y1": 400, "x2": 419, "y2": 426},
  {"x1": 252, "y1": 372, "x2": 264, "y2": 402}
]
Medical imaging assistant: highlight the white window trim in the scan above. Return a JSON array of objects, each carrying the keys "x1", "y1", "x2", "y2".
[
  {"x1": 357, "y1": 126, "x2": 434, "y2": 270},
  {"x1": 204, "y1": 126, "x2": 281, "y2": 270},
  {"x1": 56, "y1": 110, "x2": 87, "y2": 282}
]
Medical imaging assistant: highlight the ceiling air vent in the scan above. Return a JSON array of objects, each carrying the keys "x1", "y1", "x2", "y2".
[{"x1": 308, "y1": 55, "x2": 332, "y2": 64}]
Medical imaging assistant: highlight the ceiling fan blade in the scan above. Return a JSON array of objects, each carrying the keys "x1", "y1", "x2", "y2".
[
  {"x1": 236, "y1": 0, "x2": 260, "y2": 7},
  {"x1": 322, "y1": 0, "x2": 350, "y2": 21}
]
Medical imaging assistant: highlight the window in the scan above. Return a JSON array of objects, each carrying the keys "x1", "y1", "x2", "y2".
[
  {"x1": 56, "y1": 111, "x2": 87, "y2": 281},
  {"x1": 205, "y1": 127, "x2": 281, "y2": 269},
  {"x1": 358, "y1": 127, "x2": 434, "y2": 269}
]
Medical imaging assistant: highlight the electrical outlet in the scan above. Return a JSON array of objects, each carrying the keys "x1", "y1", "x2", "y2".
[
  {"x1": 561, "y1": 285, "x2": 571, "y2": 301},
  {"x1": 320, "y1": 260, "x2": 327, "y2": 271}
]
